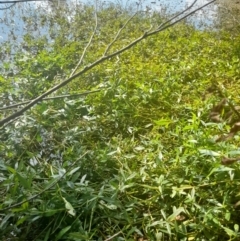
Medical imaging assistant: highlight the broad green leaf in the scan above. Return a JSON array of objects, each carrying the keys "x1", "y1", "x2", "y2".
[
  {"x1": 80, "y1": 174, "x2": 87, "y2": 184},
  {"x1": 223, "y1": 227, "x2": 237, "y2": 237},
  {"x1": 68, "y1": 167, "x2": 80, "y2": 176},
  {"x1": 234, "y1": 224, "x2": 239, "y2": 232},
  {"x1": 6, "y1": 166, "x2": 16, "y2": 174},
  {"x1": 207, "y1": 166, "x2": 234, "y2": 178},
  {"x1": 44, "y1": 228, "x2": 51, "y2": 241},
  {"x1": 167, "y1": 207, "x2": 185, "y2": 221},
  {"x1": 16, "y1": 216, "x2": 27, "y2": 226},
  {"x1": 62, "y1": 197, "x2": 76, "y2": 216},
  {"x1": 154, "y1": 118, "x2": 172, "y2": 127},
  {"x1": 16, "y1": 172, "x2": 31, "y2": 189}
]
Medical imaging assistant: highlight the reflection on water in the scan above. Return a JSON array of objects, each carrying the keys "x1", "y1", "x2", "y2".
[{"x1": 0, "y1": 0, "x2": 238, "y2": 45}]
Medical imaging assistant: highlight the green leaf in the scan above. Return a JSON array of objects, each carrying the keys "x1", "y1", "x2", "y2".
[
  {"x1": 167, "y1": 207, "x2": 185, "y2": 221},
  {"x1": 44, "y1": 228, "x2": 51, "y2": 241},
  {"x1": 207, "y1": 166, "x2": 234, "y2": 178},
  {"x1": 223, "y1": 227, "x2": 237, "y2": 237},
  {"x1": 199, "y1": 149, "x2": 221, "y2": 157},
  {"x1": 67, "y1": 232, "x2": 90, "y2": 240},
  {"x1": 55, "y1": 226, "x2": 72, "y2": 240},
  {"x1": 16, "y1": 172, "x2": 31, "y2": 189},
  {"x1": 234, "y1": 224, "x2": 239, "y2": 232},
  {"x1": 68, "y1": 167, "x2": 80, "y2": 176},
  {"x1": 62, "y1": 197, "x2": 76, "y2": 216},
  {"x1": 154, "y1": 118, "x2": 173, "y2": 127},
  {"x1": 134, "y1": 146, "x2": 145, "y2": 151},
  {"x1": 6, "y1": 166, "x2": 16, "y2": 174},
  {"x1": 16, "y1": 216, "x2": 27, "y2": 226}
]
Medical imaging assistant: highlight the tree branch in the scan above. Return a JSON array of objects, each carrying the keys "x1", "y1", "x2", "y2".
[
  {"x1": 69, "y1": 1, "x2": 98, "y2": 77},
  {"x1": 156, "y1": 0, "x2": 198, "y2": 30},
  {"x1": 103, "y1": 11, "x2": 139, "y2": 56},
  {"x1": 103, "y1": 231, "x2": 122, "y2": 241},
  {"x1": 0, "y1": 89, "x2": 102, "y2": 111}
]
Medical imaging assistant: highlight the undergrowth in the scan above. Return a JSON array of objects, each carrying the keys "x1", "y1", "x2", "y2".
[{"x1": 1, "y1": 3, "x2": 240, "y2": 241}]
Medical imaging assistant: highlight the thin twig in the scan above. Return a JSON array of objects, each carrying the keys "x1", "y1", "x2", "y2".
[
  {"x1": 69, "y1": 1, "x2": 98, "y2": 77},
  {"x1": 103, "y1": 11, "x2": 139, "y2": 56},
  {"x1": 0, "y1": 89, "x2": 102, "y2": 111},
  {"x1": 0, "y1": 0, "x2": 216, "y2": 128},
  {"x1": 0, "y1": 2, "x2": 16, "y2": 10},
  {"x1": 103, "y1": 231, "x2": 122, "y2": 241},
  {"x1": 156, "y1": 0, "x2": 198, "y2": 30},
  {"x1": 0, "y1": 151, "x2": 89, "y2": 211}
]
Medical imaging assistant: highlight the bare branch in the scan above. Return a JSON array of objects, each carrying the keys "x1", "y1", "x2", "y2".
[
  {"x1": 0, "y1": 89, "x2": 102, "y2": 111},
  {"x1": 154, "y1": 0, "x2": 216, "y2": 32},
  {"x1": 0, "y1": 0, "x2": 50, "y2": 2},
  {"x1": 0, "y1": 0, "x2": 216, "y2": 128},
  {"x1": 103, "y1": 11, "x2": 139, "y2": 56},
  {"x1": 69, "y1": 1, "x2": 98, "y2": 77},
  {"x1": 103, "y1": 231, "x2": 122, "y2": 241},
  {"x1": 156, "y1": 0, "x2": 198, "y2": 30},
  {"x1": 0, "y1": 2, "x2": 16, "y2": 10}
]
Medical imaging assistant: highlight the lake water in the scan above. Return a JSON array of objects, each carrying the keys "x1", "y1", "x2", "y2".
[{"x1": 0, "y1": 0, "x2": 224, "y2": 44}]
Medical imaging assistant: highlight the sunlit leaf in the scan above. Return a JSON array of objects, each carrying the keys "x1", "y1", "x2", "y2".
[
  {"x1": 199, "y1": 149, "x2": 221, "y2": 157},
  {"x1": 62, "y1": 197, "x2": 76, "y2": 217}
]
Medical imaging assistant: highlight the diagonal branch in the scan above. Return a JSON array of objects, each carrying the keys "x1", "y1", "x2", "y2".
[
  {"x1": 156, "y1": 0, "x2": 198, "y2": 30},
  {"x1": 103, "y1": 11, "x2": 139, "y2": 56},
  {"x1": 103, "y1": 231, "x2": 122, "y2": 241},
  {"x1": 0, "y1": 89, "x2": 102, "y2": 111},
  {"x1": 0, "y1": 0, "x2": 216, "y2": 128}
]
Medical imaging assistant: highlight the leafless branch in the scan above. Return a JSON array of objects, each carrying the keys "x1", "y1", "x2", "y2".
[
  {"x1": 69, "y1": 1, "x2": 98, "y2": 77},
  {"x1": 0, "y1": 89, "x2": 102, "y2": 111},
  {"x1": 0, "y1": 0, "x2": 216, "y2": 128},
  {"x1": 103, "y1": 11, "x2": 139, "y2": 56},
  {"x1": 156, "y1": 0, "x2": 198, "y2": 30},
  {"x1": 103, "y1": 231, "x2": 122, "y2": 241},
  {"x1": 0, "y1": 2, "x2": 16, "y2": 9}
]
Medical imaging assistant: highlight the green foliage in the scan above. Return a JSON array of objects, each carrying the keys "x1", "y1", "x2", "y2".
[{"x1": 1, "y1": 2, "x2": 240, "y2": 241}]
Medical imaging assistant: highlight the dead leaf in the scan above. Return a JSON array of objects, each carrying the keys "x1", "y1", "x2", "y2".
[
  {"x1": 230, "y1": 122, "x2": 240, "y2": 134},
  {"x1": 211, "y1": 98, "x2": 227, "y2": 113},
  {"x1": 175, "y1": 214, "x2": 186, "y2": 222},
  {"x1": 210, "y1": 114, "x2": 221, "y2": 123},
  {"x1": 234, "y1": 200, "x2": 240, "y2": 208},
  {"x1": 221, "y1": 157, "x2": 239, "y2": 165},
  {"x1": 206, "y1": 85, "x2": 216, "y2": 93},
  {"x1": 216, "y1": 132, "x2": 235, "y2": 142}
]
